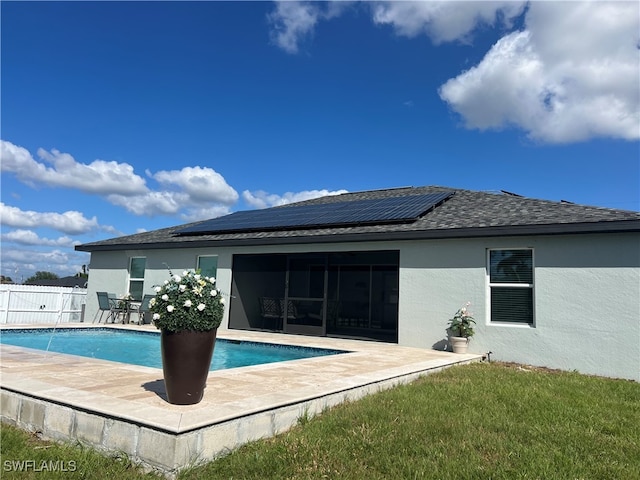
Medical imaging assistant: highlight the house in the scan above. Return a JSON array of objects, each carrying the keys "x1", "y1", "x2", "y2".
[
  {"x1": 76, "y1": 186, "x2": 640, "y2": 381},
  {"x1": 24, "y1": 275, "x2": 88, "y2": 288}
]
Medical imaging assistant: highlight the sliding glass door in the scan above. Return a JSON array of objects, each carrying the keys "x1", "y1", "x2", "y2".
[{"x1": 229, "y1": 250, "x2": 399, "y2": 342}]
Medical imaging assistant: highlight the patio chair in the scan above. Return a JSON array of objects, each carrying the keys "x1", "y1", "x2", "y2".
[
  {"x1": 133, "y1": 294, "x2": 154, "y2": 325},
  {"x1": 108, "y1": 293, "x2": 132, "y2": 323},
  {"x1": 280, "y1": 299, "x2": 299, "y2": 320},
  {"x1": 95, "y1": 291, "x2": 124, "y2": 323},
  {"x1": 259, "y1": 297, "x2": 281, "y2": 329}
]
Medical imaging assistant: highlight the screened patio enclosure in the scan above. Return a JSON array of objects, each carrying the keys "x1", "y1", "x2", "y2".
[{"x1": 229, "y1": 251, "x2": 399, "y2": 342}]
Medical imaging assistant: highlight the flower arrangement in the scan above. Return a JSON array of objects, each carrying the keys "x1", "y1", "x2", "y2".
[
  {"x1": 149, "y1": 269, "x2": 225, "y2": 333},
  {"x1": 448, "y1": 302, "x2": 476, "y2": 338},
  {"x1": 117, "y1": 293, "x2": 134, "y2": 309}
]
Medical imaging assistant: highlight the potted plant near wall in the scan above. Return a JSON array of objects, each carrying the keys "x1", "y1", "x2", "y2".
[
  {"x1": 150, "y1": 269, "x2": 225, "y2": 405},
  {"x1": 447, "y1": 302, "x2": 476, "y2": 354}
]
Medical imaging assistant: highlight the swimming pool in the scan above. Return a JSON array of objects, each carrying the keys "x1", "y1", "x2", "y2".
[{"x1": 0, "y1": 328, "x2": 345, "y2": 370}]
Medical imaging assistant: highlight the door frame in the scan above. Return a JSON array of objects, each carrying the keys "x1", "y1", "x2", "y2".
[{"x1": 283, "y1": 254, "x2": 327, "y2": 336}]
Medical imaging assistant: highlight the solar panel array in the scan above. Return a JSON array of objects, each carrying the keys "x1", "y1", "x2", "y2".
[{"x1": 177, "y1": 191, "x2": 454, "y2": 235}]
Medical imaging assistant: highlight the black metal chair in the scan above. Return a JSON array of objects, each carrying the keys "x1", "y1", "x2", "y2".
[
  {"x1": 95, "y1": 292, "x2": 124, "y2": 323},
  {"x1": 280, "y1": 299, "x2": 299, "y2": 323},
  {"x1": 259, "y1": 297, "x2": 282, "y2": 329}
]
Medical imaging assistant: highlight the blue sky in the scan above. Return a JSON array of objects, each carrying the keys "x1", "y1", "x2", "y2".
[{"x1": 1, "y1": 1, "x2": 639, "y2": 282}]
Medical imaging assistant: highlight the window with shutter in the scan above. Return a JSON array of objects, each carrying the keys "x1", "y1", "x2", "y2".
[{"x1": 488, "y1": 249, "x2": 534, "y2": 325}]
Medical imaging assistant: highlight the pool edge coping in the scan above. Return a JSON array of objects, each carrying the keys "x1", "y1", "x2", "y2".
[{"x1": 1, "y1": 324, "x2": 482, "y2": 474}]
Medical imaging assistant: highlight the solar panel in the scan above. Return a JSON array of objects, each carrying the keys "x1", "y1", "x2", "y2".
[{"x1": 177, "y1": 191, "x2": 454, "y2": 235}]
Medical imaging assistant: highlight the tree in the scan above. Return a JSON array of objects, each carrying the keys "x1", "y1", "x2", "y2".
[
  {"x1": 25, "y1": 271, "x2": 59, "y2": 283},
  {"x1": 0, "y1": 276, "x2": 13, "y2": 284},
  {"x1": 77, "y1": 264, "x2": 89, "y2": 278}
]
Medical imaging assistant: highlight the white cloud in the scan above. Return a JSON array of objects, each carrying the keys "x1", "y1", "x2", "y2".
[
  {"x1": 109, "y1": 189, "x2": 232, "y2": 220},
  {"x1": 0, "y1": 203, "x2": 100, "y2": 235},
  {"x1": 1, "y1": 229, "x2": 79, "y2": 247},
  {"x1": 180, "y1": 205, "x2": 233, "y2": 223},
  {"x1": 242, "y1": 188, "x2": 348, "y2": 209},
  {"x1": 0, "y1": 140, "x2": 148, "y2": 195},
  {"x1": 268, "y1": 1, "x2": 524, "y2": 53},
  {"x1": 267, "y1": 1, "x2": 638, "y2": 144},
  {"x1": 439, "y1": 1, "x2": 640, "y2": 143},
  {"x1": 1, "y1": 248, "x2": 71, "y2": 268},
  {"x1": 371, "y1": 1, "x2": 526, "y2": 44},
  {"x1": 2, "y1": 141, "x2": 241, "y2": 218},
  {"x1": 151, "y1": 166, "x2": 238, "y2": 204},
  {"x1": 268, "y1": 1, "x2": 320, "y2": 54},
  {"x1": 106, "y1": 191, "x2": 189, "y2": 216},
  {"x1": 1, "y1": 247, "x2": 88, "y2": 279},
  {"x1": 267, "y1": 1, "x2": 350, "y2": 54}
]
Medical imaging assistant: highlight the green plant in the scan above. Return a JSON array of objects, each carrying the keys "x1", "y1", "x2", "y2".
[
  {"x1": 448, "y1": 302, "x2": 476, "y2": 338},
  {"x1": 150, "y1": 269, "x2": 225, "y2": 333}
]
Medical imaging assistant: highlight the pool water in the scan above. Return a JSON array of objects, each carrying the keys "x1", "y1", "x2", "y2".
[{"x1": 0, "y1": 328, "x2": 344, "y2": 370}]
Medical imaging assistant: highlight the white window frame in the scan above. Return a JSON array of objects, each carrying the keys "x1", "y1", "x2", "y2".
[
  {"x1": 487, "y1": 248, "x2": 535, "y2": 327},
  {"x1": 127, "y1": 256, "x2": 146, "y2": 301}
]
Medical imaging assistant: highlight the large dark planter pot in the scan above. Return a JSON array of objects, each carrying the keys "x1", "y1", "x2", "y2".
[{"x1": 161, "y1": 329, "x2": 217, "y2": 405}]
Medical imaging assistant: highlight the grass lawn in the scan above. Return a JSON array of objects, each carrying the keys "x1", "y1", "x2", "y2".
[{"x1": 2, "y1": 362, "x2": 639, "y2": 479}]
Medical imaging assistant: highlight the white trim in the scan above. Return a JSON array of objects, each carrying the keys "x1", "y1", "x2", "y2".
[
  {"x1": 486, "y1": 248, "x2": 535, "y2": 326},
  {"x1": 127, "y1": 256, "x2": 146, "y2": 299}
]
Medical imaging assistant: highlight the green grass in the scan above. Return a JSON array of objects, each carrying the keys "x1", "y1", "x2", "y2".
[
  {"x1": 2, "y1": 362, "x2": 639, "y2": 479},
  {"x1": 0, "y1": 426, "x2": 162, "y2": 479}
]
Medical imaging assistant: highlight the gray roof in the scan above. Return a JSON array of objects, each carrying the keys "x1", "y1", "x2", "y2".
[
  {"x1": 24, "y1": 276, "x2": 88, "y2": 288},
  {"x1": 76, "y1": 186, "x2": 640, "y2": 252}
]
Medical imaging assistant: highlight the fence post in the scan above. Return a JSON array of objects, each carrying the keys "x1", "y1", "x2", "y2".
[
  {"x1": 2, "y1": 289, "x2": 10, "y2": 324},
  {"x1": 58, "y1": 290, "x2": 65, "y2": 323}
]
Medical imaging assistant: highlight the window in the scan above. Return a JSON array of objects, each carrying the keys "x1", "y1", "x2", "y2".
[
  {"x1": 197, "y1": 255, "x2": 218, "y2": 278},
  {"x1": 128, "y1": 257, "x2": 146, "y2": 301},
  {"x1": 488, "y1": 249, "x2": 534, "y2": 325}
]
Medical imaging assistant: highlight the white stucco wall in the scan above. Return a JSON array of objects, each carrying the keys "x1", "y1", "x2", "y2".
[
  {"x1": 399, "y1": 233, "x2": 640, "y2": 381},
  {"x1": 86, "y1": 247, "x2": 235, "y2": 328},
  {"x1": 83, "y1": 231, "x2": 639, "y2": 381}
]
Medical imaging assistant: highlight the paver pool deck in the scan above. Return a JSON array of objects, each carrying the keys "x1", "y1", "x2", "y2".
[{"x1": 1, "y1": 324, "x2": 481, "y2": 475}]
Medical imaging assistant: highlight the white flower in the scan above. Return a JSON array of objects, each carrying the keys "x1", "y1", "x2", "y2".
[
  {"x1": 211, "y1": 289, "x2": 217, "y2": 297},
  {"x1": 197, "y1": 303, "x2": 206, "y2": 311},
  {"x1": 162, "y1": 294, "x2": 169, "y2": 301},
  {"x1": 194, "y1": 274, "x2": 201, "y2": 280},
  {"x1": 152, "y1": 313, "x2": 160, "y2": 320},
  {"x1": 209, "y1": 277, "x2": 216, "y2": 283},
  {"x1": 220, "y1": 297, "x2": 225, "y2": 305},
  {"x1": 164, "y1": 280, "x2": 169, "y2": 285},
  {"x1": 184, "y1": 299, "x2": 192, "y2": 308},
  {"x1": 167, "y1": 305, "x2": 175, "y2": 313},
  {"x1": 154, "y1": 286, "x2": 161, "y2": 293},
  {"x1": 183, "y1": 270, "x2": 189, "y2": 276},
  {"x1": 149, "y1": 298, "x2": 156, "y2": 307},
  {"x1": 174, "y1": 275, "x2": 181, "y2": 282},
  {"x1": 179, "y1": 284, "x2": 187, "y2": 291}
]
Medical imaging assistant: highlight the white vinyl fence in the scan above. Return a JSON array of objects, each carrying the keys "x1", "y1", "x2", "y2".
[{"x1": 0, "y1": 285, "x2": 87, "y2": 324}]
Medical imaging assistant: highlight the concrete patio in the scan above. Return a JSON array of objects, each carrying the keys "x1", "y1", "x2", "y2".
[{"x1": 0, "y1": 324, "x2": 481, "y2": 475}]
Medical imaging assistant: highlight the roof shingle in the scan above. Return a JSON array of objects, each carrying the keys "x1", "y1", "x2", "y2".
[{"x1": 76, "y1": 186, "x2": 640, "y2": 252}]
